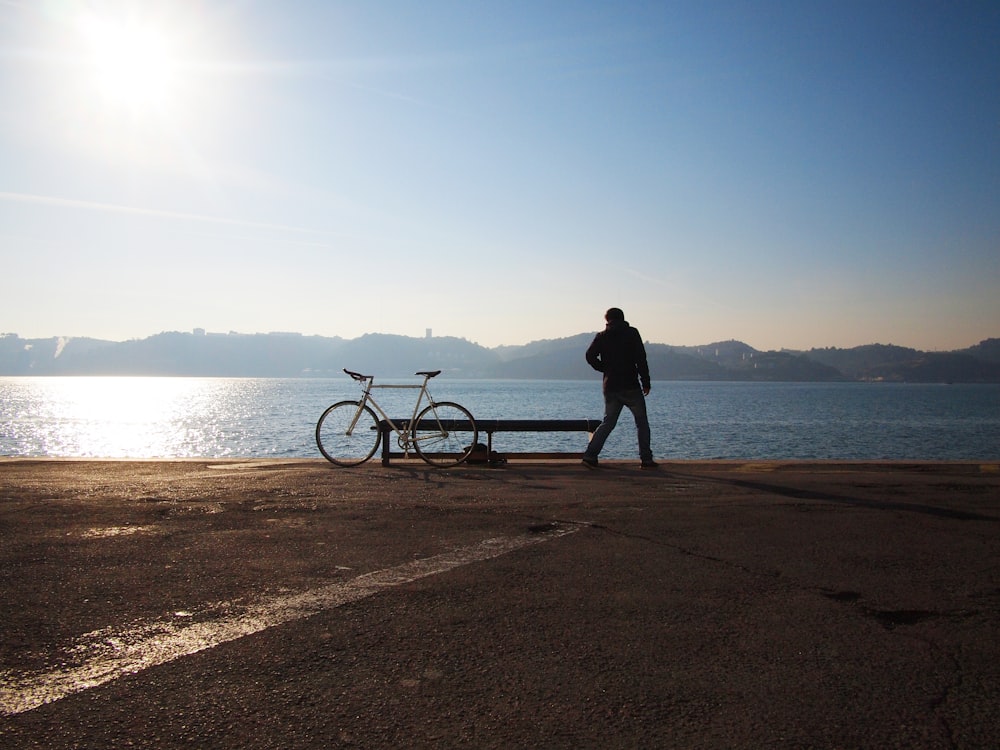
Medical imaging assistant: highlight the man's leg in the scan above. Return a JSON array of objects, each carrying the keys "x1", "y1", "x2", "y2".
[
  {"x1": 621, "y1": 390, "x2": 653, "y2": 463},
  {"x1": 584, "y1": 392, "x2": 625, "y2": 461}
]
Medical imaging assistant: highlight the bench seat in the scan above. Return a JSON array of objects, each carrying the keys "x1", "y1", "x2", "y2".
[{"x1": 377, "y1": 418, "x2": 601, "y2": 464}]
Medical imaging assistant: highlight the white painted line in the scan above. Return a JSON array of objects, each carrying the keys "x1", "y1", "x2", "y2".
[
  {"x1": 0, "y1": 524, "x2": 578, "y2": 716},
  {"x1": 81, "y1": 525, "x2": 160, "y2": 539}
]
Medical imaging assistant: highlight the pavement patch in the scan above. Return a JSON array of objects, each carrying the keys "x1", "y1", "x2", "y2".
[{"x1": 0, "y1": 523, "x2": 578, "y2": 716}]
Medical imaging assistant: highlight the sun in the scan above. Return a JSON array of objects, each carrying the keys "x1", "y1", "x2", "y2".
[{"x1": 77, "y1": 13, "x2": 181, "y2": 118}]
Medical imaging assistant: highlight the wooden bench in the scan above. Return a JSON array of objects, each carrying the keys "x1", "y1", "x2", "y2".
[{"x1": 377, "y1": 419, "x2": 601, "y2": 465}]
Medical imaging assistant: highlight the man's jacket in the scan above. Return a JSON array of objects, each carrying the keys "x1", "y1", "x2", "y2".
[{"x1": 585, "y1": 320, "x2": 651, "y2": 392}]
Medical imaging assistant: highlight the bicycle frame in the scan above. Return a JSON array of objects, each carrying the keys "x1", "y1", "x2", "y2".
[{"x1": 346, "y1": 372, "x2": 441, "y2": 454}]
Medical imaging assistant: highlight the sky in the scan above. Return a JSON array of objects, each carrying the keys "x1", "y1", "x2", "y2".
[{"x1": 1, "y1": 1, "x2": 997, "y2": 351}]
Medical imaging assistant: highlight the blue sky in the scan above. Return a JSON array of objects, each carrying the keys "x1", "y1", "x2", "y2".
[{"x1": 1, "y1": 0, "x2": 997, "y2": 351}]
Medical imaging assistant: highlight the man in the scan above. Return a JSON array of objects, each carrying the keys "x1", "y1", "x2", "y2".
[{"x1": 582, "y1": 307, "x2": 658, "y2": 469}]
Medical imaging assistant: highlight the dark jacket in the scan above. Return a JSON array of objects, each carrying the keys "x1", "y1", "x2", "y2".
[{"x1": 585, "y1": 320, "x2": 651, "y2": 393}]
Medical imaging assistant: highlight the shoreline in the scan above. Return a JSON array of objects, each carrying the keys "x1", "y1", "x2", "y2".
[{"x1": 2, "y1": 456, "x2": 999, "y2": 471}]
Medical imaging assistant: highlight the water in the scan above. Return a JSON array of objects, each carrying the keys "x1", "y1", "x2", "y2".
[{"x1": 1, "y1": 377, "x2": 998, "y2": 460}]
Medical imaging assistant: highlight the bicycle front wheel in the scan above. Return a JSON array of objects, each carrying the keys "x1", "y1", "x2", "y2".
[
  {"x1": 412, "y1": 402, "x2": 478, "y2": 467},
  {"x1": 316, "y1": 401, "x2": 381, "y2": 466}
]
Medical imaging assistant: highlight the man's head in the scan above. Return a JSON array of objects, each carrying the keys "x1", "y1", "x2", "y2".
[{"x1": 605, "y1": 307, "x2": 625, "y2": 323}]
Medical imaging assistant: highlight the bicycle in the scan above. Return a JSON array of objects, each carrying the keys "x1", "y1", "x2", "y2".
[{"x1": 316, "y1": 369, "x2": 478, "y2": 467}]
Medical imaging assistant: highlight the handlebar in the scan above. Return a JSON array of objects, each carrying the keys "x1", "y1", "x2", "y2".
[{"x1": 343, "y1": 369, "x2": 442, "y2": 381}]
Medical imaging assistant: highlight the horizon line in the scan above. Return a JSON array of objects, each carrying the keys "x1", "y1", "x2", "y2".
[{"x1": 2, "y1": 330, "x2": 993, "y2": 354}]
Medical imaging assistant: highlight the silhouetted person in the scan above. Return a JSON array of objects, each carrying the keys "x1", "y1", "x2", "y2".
[{"x1": 582, "y1": 307, "x2": 657, "y2": 469}]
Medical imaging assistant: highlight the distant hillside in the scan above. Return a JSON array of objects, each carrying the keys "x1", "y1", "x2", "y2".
[
  {"x1": 0, "y1": 332, "x2": 342, "y2": 377},
  {"x1": 492, "y1": 333, "x2": 594, "y2": 363},
  {"x1": 647, "y1": 345, "x2": 738, "y2": 380},
  {"x1": 803, "y1": 344, "x2": 922, "y2": 379},
  {"x1": 0, "y1": 331, "x2": 491, "y2": 378},
  {"x1": 318, "y1": 333, "x2": 500, "y2": 377},
  {"x1": 1, "y1": 332, "x2": 998, "y2": 382},
  {"x1": 0, "y1": 335, "x2": 116, "y2": 374},
  {"x1": 803, "y1": 341, "x2": 1000, "y2": 382},
  {"x1": 961, "y1": 338, "x2": 1000, "y2": 364},
  {"x1": 671, "y1": 339, "x2": 760, "y2": 368},
  {"x1": 491, "y1": 336, "x2": 595, "y2": 379},
  {"x1": 669, "y1": 340, "x2": 845, "y2": 381}
]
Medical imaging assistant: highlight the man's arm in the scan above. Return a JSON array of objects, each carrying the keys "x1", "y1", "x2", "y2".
[
  {"x1": 633, "y1": 329, "x2": 651, "y2": 394},
  {"x1": 585, "y1": 333, "x2": 604, "y2": 372}
]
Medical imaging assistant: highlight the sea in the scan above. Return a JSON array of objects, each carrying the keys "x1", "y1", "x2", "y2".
[{"x1": 1, "y1": 377, "x2": 998, "y2": 461}]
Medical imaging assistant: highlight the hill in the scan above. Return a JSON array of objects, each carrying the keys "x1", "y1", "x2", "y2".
[
  {"x1": 1, "y1": 332, "x2": 998, "y2": 382},
  {"x1": 803, "y1": 341, "x2": 1000, "y2": 382},
  {"x1": 961, "y1": 338, "x2": 1000, "y2": 364}
]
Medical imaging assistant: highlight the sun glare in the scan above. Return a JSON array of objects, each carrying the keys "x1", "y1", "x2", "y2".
[
  {"x1": 45, "y1": 377, "x2": 203, "y2": 457},
  {"x1": 77, "y1": 13, "x2": 181, "y2": 117}
]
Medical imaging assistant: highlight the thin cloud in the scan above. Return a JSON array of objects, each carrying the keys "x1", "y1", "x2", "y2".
[
  {"x1": 0, "y1": 191, "x2": 335, "y2": 237},
  {"x1": 625, "y1": 267, "x2": 733, "y2": 312}
]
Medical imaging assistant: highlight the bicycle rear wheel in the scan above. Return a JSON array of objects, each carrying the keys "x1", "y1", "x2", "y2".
[
  {"x1": 316, "y1": 401, "x2": 380, "y2": 466},
  {"x1": 412, "y1": 402, "x2": 477, "y2": 467}
]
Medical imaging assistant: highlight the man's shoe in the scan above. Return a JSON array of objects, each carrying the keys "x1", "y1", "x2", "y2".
[
  {"x1": 640, "y1": 460, "x2": 659, "y2": 470},
  {"x1": 581, "y1": 457, "x2": 599, "y2": 470}
]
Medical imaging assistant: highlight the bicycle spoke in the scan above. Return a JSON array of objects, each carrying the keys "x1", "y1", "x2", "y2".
[
  {"x1": 316, "y1": 401, "x2": 380, "y2": 466},
  {"x1": 412, "y1": 402, "x2": 477, "y2": 467}
]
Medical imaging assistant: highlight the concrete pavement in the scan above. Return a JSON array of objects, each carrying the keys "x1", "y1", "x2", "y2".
[{"x1": 1, "y1": 459, "x2": 998, "y2": 748}]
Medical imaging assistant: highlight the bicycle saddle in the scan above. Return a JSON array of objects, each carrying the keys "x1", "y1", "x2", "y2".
[
  {"x1": 416, "y1": 370, "x2": 442, "y2": 378},
  {"x1": 343, "y1": 369, "x2": 371, "y2": 381}
]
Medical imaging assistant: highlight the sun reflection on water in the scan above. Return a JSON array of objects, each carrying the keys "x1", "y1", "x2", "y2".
[
  {"x1": 2, "y1": 377, "x2": 269, "y2": 458},
  {"x1": 1, "y1": 377, "x2": 332, "y2": 458},
  {"x1": 34, "y1": 377, "x2": 208, "y2": 457}
]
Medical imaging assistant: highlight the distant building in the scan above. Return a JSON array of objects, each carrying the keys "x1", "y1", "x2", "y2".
[
  {"x1": 426, "y1": 328, "x2": 432, "y2": 339},
  {"x1": 193, "y1": 328, "x2": 206, "y2": 336}
]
